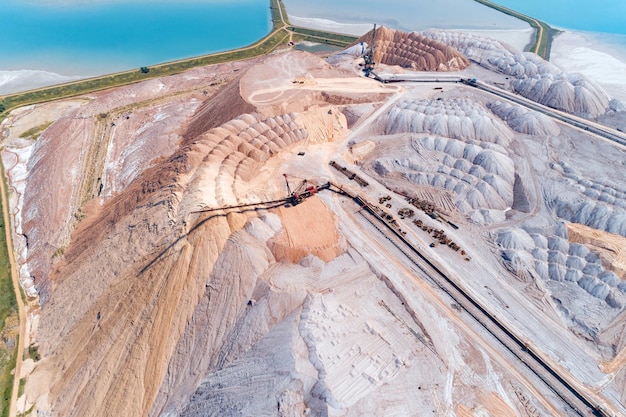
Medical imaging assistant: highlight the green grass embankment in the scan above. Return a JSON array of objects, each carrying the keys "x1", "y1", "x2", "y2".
[
  {"x1": 288, "y1": 27, "x2": 357, "y2": 47},
  {"x1": 0, "y1": 205, "x2": 15, "y2": 335},
  {"x1": 0, "y1": 171, "x2": 17, "y2": 417},
  {"x1": 0, "y1": 0, "x2": 289, "y2": 121},
  {"x1": 0, "y1": 0, "x2": 360, "y2": 121},
  {"x1": 1, "y1": 347, "x2": 17, "y2": 417},
  {"x1": 472, "y1": 0, "x2": 555, "y2": 59},
  {"x1": 0, "y1": 153, "x2": 18, "y2": 417}
]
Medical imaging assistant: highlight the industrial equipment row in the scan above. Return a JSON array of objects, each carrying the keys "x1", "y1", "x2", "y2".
[{"x1": 329, "y1": 161, "x2": 369, "y2": 187}]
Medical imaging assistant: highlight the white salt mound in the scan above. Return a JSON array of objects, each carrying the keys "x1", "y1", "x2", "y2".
[
  {"x1": 422, "y1": 30, "x2": 610, "y2": 117},
  {"x1": 384, "y1": 98, "x2": 513, "y2": 145},
  {"x1": 554, "y1": 198, "x2": 626, "y2": 237},
  {"x1": 327, "y1": 42, "x2": 368, "y2": 65},
  {"x1": 512, "y1": 73, "x2": 609, "y2": 117},
  {"x1": 487, "y1": 101, "x2": 560, "y2": 136},
  {"x1": 496, "y1": 228, "x2": 535, "y2": 251}
]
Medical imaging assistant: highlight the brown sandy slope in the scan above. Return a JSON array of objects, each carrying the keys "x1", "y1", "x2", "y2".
[
  {"x1": 27, "y1": 53, "x2": 349, "y2": 417},
  {"x1": 567, "y1": 223, "x2": 626, "y2": 279},
  {"x1": 271, "y1": 196, "x2": 343, "y2": 263},
  {"x1": 183, "y1": 72, "x2": 257, "y2": 140},
  {"x1": 14, "y1": 62, "x2": 248, "y2": 299},
  {"x1": 353, "y1": 26, "x2": 470, "y2": 71}
]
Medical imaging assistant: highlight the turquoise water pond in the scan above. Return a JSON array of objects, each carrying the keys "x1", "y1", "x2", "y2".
[
  {"x1": 1, "y1": 0, "x2": 272, "y2": 75},
  {"x1": 491, "y1": 0, "x2": 626, "y2": 34}
]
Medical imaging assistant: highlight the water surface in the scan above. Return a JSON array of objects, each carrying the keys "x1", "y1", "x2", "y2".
[
  {"x1": 1, "y1": 0, "x2": 272, "y2": 76},
  {"x1": 283, "y1": 0, "x2": 529, "y2": 32},
  {"x1": 491, "y1": 0, "x2": 626, "y2": 34}
]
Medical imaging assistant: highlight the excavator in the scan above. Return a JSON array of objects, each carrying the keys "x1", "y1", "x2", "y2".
[
  {"x1": 190, "y1": 174, "x2": 333, "y2": 216},
  {"x1": 283, "y1": 173, "x2": 330, "y2": 205}
]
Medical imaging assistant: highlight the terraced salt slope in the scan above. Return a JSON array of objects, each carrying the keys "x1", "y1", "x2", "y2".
[
  {"x1": 423, "y1": 30, "x2": 611, "y2": 117},
  {"x1": 182, "y1": 112, "x2": 309, "y2": 208},
  {"x1": 369, "y1": 97, "x2": 518, "y2": 224},
  {"x1": 487, "y1": 101, "x2": 560, "y2": 136},
  {"x1": 498, "y1": 227, "x2": 626, "y2": 313},
  {"x1": 351, "y1": 26, "x2": 470, "y2": 72},
  {"x1": 353, "y1": 77, "x2": 626, "y2": 374},
  {"x1": 547, "y1": 162, "x2": 626, "y2": 236},
  {"x1": 384, "y1": 98, "x2": 514, "y2": 145}
]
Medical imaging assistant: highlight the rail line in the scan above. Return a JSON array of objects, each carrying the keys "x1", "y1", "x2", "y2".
[
  {"x1": 184, "y1": 177, "x2": 615, "y2": 415},
  {"x1": 465, "y1": 78, "x2": 626, "y2": 148},
  {"x1": 372, "y1": 73, "x2": 626, "y2": 148},
  {"x1": 349, "y1": 194, "x2": 614, "y2": 417}
]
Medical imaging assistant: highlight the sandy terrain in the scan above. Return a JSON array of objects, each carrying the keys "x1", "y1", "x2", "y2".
[
  {"x1": 271, "y1": 196, "x2": 343, "y2": 262},
  {"x1": 1, "y1": 27, "x2": 626, "y2": 417}
]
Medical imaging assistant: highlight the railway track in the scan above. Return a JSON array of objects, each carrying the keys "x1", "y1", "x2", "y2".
[
  {"x1": 351, "y1": 194, "x2": 614, "y2": 417},
  {"x1": 466, "y1": 79, "x2": 626, "y2": 148},
  {"x1": 373, "y1": 74, "x2": 626, "y2": 148}
]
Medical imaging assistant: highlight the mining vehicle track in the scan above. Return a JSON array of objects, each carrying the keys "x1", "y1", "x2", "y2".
[{"x1": 350, "y1": 194, "x2": 614, "y2": 417}]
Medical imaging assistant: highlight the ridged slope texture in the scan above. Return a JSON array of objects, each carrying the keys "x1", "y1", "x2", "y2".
[
  {"x1": 497, "y1": 226, "x2": 626, "y2": 327},
  {"x1": 353, "y1": 26, "x2": 470, "y2": 72},
  {"x1": 545, "y1": 162, "x2": 626, "y2": 237},
  {"x1": 183, "y1": 73, "x2": 256, "y2": 140},
  {"x1": 487, "y1": 101, "x2": 560, "y2": 136},
  {"x1": 422, "y1": 30, "x2": 610, "y2": 117},
  {"x1": 384, "y1": 98, "x2": 514, "y2": 146},
  {"x1": 31, "y1": 107, "x2": 341, "y2": 417},
  {"x1": 371, "y1": 98, "x2": 517, "y2": 224},
  {"x1": 15, "y1": 75, "x2": 227, "y2": 299}
]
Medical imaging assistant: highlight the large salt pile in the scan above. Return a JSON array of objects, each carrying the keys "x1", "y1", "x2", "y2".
[
  {"x1": 546, "y1": 164, "x2": 626, "y2": 237},
  {"x1": 496, "y1": 228, "x2": 535, "y2": 251},
  {"x1": 554, "y1": 199, "x2": 626, "y2": 237},
  {"x1": 512, "y1": 72, "x2": 609, "y2": 117},
  {"x1": 422, "y1": 30, "x2": 610, "y2": 117},
  {"x1": 496, "y1": 228, "x2": 626, "y2": 310},
  {"x1": 371, "y1": 134, "x2": 515, "y2": 224},
  {"x1": 373, "y1": 96, "x2": 520, "y2": 224},
  {"x1": 350, "y1": 26, "x2": 470, "y2": 72},
  {"x1": 384, "y1": 98, "x2": 513, "y2": 145},
  {"x1": 487, "y1": 101, "x2": 560, "y2": 136}
]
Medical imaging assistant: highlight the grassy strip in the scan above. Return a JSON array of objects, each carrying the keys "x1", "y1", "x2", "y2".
[
  {"x1": 0, "y1": 28, "x2": 288, "y2": 120},
  {"x1": 472, "y1": 0, "x2": 553, "y2": 59},
  {"x1": 17, "y1": 121, "x2": 53, "y2": 141},
  {"x1": 0, "y1": 180, "x2": 15, "y2": 336},
  {"x1": 0, "y1": 160, "x2": 18, "y2": 417},
  {"x1": 17, "y1": 378, "x2": 25, "y2": 398},
  {"x1": 270, "y1": 0, "x2": 286, "y2": 25},
  {"x1": 1, "y1": 344, "x2": 17, "y2": 417},
  {"x1": 0, "y1": 0, "x2": 289, "y2": 121},
  {"x1": 288, "y1": 26, "x2": 357, "y2": 47},
  {"x1": 277, "y1": 0, "x2": 290, "y2": 25}
]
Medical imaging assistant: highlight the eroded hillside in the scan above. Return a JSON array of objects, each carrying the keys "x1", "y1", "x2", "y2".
[{"x1": 2, "y1": 28, "x2": 626, "y2": 417}]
